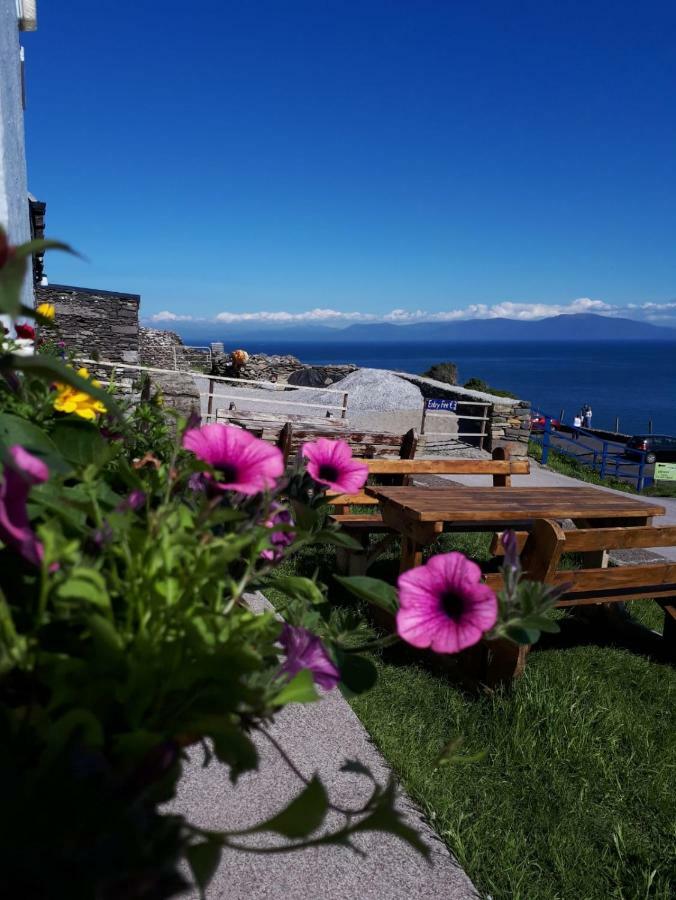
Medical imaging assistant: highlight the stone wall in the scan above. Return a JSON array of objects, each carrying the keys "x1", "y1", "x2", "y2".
[
  {"x1": 140, "y1": 327, "x2": 211, "y2": 373},
  {"x1": 139, "y1": 326, "x2": 182, "y2": 369},
  {"x1": 36, "y1": 284, "x2": 140, "y2": 364},
  {"x1": 395, "y1": 371, "x2": 531, "y2": 457}
]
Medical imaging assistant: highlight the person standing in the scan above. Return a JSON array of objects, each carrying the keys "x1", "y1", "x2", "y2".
[
  {"x1": 573, "y1": 413, "x2": 582, "y2": 439},
  {"x1": 583, "y1": 405, "x2": 592, "y2": 429}
]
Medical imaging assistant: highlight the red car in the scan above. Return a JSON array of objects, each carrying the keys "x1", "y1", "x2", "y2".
[{"x1": 530, "y1": 413, "x2": 560, "y2": 433}]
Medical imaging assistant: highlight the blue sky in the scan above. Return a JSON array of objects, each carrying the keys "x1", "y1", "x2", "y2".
[{"x1": 24, "y1": 0, "x2": 676, "y2": 327}]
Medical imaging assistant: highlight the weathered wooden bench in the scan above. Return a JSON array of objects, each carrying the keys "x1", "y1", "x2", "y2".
[
  {"x1": 278, "y1": 422, "x2": 420, "y2": 465},
  {"x1": 484, "y1": 518, "x2": 676, "y2": 678},
  {"x1": 329, "y1": 447, "x2": 530, "y2": 573}
]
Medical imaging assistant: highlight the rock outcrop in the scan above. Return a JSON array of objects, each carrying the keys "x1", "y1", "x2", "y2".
[{"x1": 287, "y1": 364, "x2": 357, "y2": 388}]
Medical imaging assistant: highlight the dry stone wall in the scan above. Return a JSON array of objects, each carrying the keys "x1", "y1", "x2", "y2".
[{"x1": 35, "y1": 284, "x2": 140, "y2": 364}]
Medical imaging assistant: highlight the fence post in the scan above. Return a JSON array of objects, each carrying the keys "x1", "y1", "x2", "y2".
[
  {"x1": 600, "y1": 441, "x2": 608, "y2": 480},
  {"x1": 541, "y1": 415, "x2": 551, "y2": 465},
  {"x1": 341, "y1": 392, "x2": 348, "y2": 419},
  {"x1": 559, "y1": 408, "x2": 564, "y2": 424},
  {"x1": 648, "y1": 419, "x2": 653, "y2": 434},
  {"x1": 637, "y1": 456, "x2": 645, "y2": 492},
  {"x1": 420, "y1": 402, "x2": 428, "y2": 435},
  {"x1": 206, "y1": 378, "x2": 215, "y2": 422},
  {"x1": 615, "y1": 416, "x2": 620, "y2": 433}
]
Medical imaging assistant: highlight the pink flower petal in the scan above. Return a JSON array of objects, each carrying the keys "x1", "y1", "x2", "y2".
[
  {"x1": 396, "y1": 551, "x2": 498, "y2": 655},
  {"x1": 183, "y1": 424, "x2": 283, "y2": 495},
  {"x1": 301, "y1": 438, "x2": 368, "y2": 492}
]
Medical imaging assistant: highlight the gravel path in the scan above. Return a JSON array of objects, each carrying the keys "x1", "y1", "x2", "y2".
[{"x1": 171, "y1": 593, "x2": 478, "y2": 900}]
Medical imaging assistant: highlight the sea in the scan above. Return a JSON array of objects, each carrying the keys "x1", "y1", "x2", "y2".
[{"x1": 191, "y1": 340, "x2": 676, "y2": 437}]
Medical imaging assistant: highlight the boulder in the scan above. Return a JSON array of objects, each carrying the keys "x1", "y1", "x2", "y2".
[
  {"x1": 326, "y1": 368, "x2": 424, "y2": 412},
  {"x1": 148, "y1": 372, "x2": 201, "y2": 422},
  {"x1": 287, "y1": 364, "x2": 357, "y2": 388}
]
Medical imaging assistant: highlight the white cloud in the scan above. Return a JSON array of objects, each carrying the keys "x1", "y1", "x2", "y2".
[
  {"x1": 215, "y1": 307, "x2": 376, "y2": 324},
  {"x1": 150, "y1": 310, "x2": 194, "y2": 322},
  {"x1": 145, "y1": 297, "x2": 676, "y2": 328}
]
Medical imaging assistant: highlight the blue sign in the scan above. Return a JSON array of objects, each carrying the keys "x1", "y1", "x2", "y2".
[{"x1": 425, "y1": 398, "x2": 458, "y2": 412}]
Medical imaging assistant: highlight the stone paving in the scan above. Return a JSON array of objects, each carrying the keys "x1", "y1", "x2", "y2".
[{"x1": 171, "y1": 593, "x2": 479, "y2": 900}]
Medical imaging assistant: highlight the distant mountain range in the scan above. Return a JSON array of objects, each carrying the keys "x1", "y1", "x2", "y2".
[{"x1": 168, "y1": 313, "x2": 676, "y2": 344}]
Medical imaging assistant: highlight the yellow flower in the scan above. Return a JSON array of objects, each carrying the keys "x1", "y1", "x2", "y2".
[
  {"x1": 53, "y1": 367, "x2": 107, "y2": 420},
  {"x1": 36, "y1": 302, "x2": 55, "y2": 321}
]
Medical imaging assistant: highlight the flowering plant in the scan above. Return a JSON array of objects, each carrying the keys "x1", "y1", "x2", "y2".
[{"x1": 0, "y1": 228, "x2": 560, "y2": 897}]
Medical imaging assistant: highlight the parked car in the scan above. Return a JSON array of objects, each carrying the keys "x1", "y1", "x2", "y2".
[
  {"x1": 530, "y1": 413, "x2": 560, "y2": 433},
  {"x1": 623, "y1": 435, "x2": 676, "y2": 464}
]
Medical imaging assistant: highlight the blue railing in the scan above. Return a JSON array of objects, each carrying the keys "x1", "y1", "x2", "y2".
[{"x1": 530, "y1": 416, "x2": 652, "y2": 491}]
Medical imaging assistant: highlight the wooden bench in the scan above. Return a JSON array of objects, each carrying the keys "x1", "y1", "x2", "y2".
[
  {"x1": 278, "y1": 423, "x2": 420, "y2": 465},
  {"x1": 329, "y1": 447, "x2": 530, "y2": 573},
  {"x1": 484, "y1": 518, "x2": 676, "y2": 678}
]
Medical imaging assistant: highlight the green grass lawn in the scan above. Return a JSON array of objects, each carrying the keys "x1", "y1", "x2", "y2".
[{"x1": 280, "y1": 533, "x2": 676, "y2": 900}]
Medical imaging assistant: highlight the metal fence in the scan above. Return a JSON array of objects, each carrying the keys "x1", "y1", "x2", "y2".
[
  {"x1": 76, "y1": 358, "x2": 350, "y2": 421},
  {"x1": 530, "y1": 415, "x2": 652, "y2": 491}
]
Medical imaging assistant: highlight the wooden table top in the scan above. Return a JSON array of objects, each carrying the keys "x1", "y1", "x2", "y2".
[{"x1": 366, "y1": 486, "x2": 666, "y2": 523}]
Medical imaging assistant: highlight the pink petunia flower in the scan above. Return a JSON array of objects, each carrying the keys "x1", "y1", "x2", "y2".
[
  {"x1": 396, "y1": 552, "x2": 498, "y2": 654},
  {"x1": 182, "y1": 423, "x2": 284, "y2": 495},
  {"x1": 261, "y1": 503, "x2": 295, "y2": 562},
  {"x1": 301, "y1": 438, "x2": 368, "y2": 493},
  {"x1": 278, "y1": 623, "x2": 340, "y2": 690},
  {"x1": 0, "y1": 446, "x2": 49, "y2": 566}
]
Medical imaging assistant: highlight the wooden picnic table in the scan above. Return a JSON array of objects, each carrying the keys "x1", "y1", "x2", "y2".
[{"x1": 365, "y1": 485, "x2": 666, "y2": 572}]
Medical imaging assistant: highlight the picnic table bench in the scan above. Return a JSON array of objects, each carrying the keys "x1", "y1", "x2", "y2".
[
  {"x1": 485, "y1": 518, "x2": 676, "y2": 668},
  {"x1": 330, "y1": 447, "x2": 530, "y2": 573},
  {"x1": 357, "y1": 484, "x2": 668, "y2": 683}
]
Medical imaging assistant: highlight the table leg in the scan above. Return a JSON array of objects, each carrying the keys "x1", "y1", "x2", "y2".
[{"x1": 400, "y1": 536, "x2": 423, "y2": 573}]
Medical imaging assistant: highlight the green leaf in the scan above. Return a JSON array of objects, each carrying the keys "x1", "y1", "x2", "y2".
[
  {"x1": 272, "y1": 669, "x2": 319, "y2": 706},
  {"x1": 0, "y1": 354, "x2": 120, "y2": 417},
  {"x1": 251, "y1": 775, "x2": 329, "y2": 838},
  {"x1": 0, "y1": 413, "x2": 67, "y2": 471},
  {"x1": 336, "y1": 650, "x2": 378, "y2": 698},
  {"x1": 0, "y1": 233, "x2": 77, "y2": 316},
  {"x1": 269, "y1": 575, "x2": 325, "y2": 606},
  {"x1": 41, "y1": 709, "x2": 105, "y2": 772},
  {"x1": 314, "y1": 528, "x2": 363, "y2": 550},
  {"x1": 504, "y1": 624, "x2": 540, "y2": 645},
  {"x1": 187, "y1": 840, "x2": 222, "y2": 897},
  {"x1": 334, "y1": 575, "x2": 399, "y2": 615},
  {"x1": 51, "y1": 419, "x2": 109, "y2": 467},
  {"x1": 0, "y1": 255, "x2": 28, "y2": 317},
  {"x1": 185, "y1": 717, "x2": 258, "y2": 781},
  {"x1": 57, "y1": 567, "x2": 110, "y2": 612},
  {"x1": 87, "y1": 614, "x2": 125, "y2": 666},
  {"x1": 523, "y1": 614, "x2": 561, "y2": 634},
  {"x1": 11, "y1": 237, "x2": 78, "y2": 261},
  {"x1": 290, "y1": 501, "x2": 320, "y2": 531}
]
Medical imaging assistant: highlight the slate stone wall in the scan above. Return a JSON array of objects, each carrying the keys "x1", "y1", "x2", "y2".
[
  {"x1": 140, "y1": 327, "x2": 211, "y2": 373},
  {"x1": 35, "y1": 284, "x2": 140, "y2": 364}
]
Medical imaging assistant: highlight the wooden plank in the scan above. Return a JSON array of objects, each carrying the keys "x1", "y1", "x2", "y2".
[
  {"x1": 561, "y1": 525, "x2": 676, "y2": 553},
  {"x1": 327, "y1": 491, "x2": 379, "y2": 506},
  {"x1": 547, "y1": 564, "x2": 676, "y2": 593},
  {"x1": 365, "y1": 486, "x2": 665, "y2": 523},
  {"x1": 357, "y1": 458, "x2": 529, "y2": 475}
]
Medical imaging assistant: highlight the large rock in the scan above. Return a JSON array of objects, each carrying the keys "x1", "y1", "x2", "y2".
[
  {"x1": 327, "y1": 368, "x2": 424, "y2": 412},
  {"x1": 287, "y1": 364, "x2": 357, "y2": 388},
  {"x1": 148, "y1": 372, "x2": 201, "y2": 421}
]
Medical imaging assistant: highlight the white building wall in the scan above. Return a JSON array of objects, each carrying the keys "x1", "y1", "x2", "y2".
[{"x1": 1, "y1": 0, "x2": 34, "y2": 308}]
